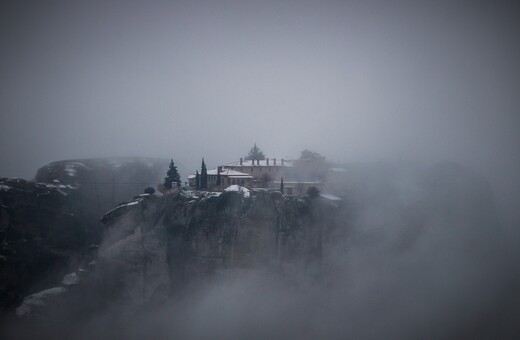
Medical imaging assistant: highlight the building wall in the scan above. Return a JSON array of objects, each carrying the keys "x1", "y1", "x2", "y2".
[
  {"x1": 270, "y1": 181, "x2": 324, "y2": 196},
  {"x1": 188, "y1": 174, "x2": 254, "y2": 190},
  {"x1": 224, "y1": 165, "x2": 293, "y2": 182},
  {"x1": 220, "y1": 176, "x2": 253, "y2": 187}
]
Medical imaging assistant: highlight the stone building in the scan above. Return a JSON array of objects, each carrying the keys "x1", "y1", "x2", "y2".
[
  {"x1": 188, "y1": 151, "x2": 327, "y2": 194},
  {"x1": 188, "y1": 167, "x2": 254, "y2": 190}
]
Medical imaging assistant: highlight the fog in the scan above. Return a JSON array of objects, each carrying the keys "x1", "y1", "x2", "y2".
[
  {"x1": 1, "y1": 0, "x2": 520, "y2": 338},
  {"x1": 1, "y1": 0, "x2": 518, "y2": 170}
]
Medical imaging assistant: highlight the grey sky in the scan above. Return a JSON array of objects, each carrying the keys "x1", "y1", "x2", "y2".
[
  {"x1": 1, "y1": 0, "x2": 519, "y2": 190},
  {"x1": 1, "y1": 2, "x2": 520, "y2": 335}
]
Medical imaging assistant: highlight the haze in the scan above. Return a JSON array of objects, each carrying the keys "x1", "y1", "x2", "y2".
[
  {"x1": 2, "y1": 0, "x2": 519, "y2": 249},
  {"x1": 1, "y1": 1, "x2": 520, "y2": 337},
  {"x1": 0, "y1": 0, "x2": 517, "y2": 169}
]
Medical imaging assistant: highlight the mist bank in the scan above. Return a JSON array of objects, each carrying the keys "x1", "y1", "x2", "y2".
[{"x1": 2, "y1": 160, "x2": 517, "y2": 339}]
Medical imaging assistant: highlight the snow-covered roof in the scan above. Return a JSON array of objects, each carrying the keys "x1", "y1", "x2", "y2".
[
  {"x1": 188, "y1": 169, "x2": 254, "y2": 179},
  {"x1": 217, "y1": 169, "x2": 254, "y2": 177},
  {"x1": 320, "y1": 193, "x2": 342, "y2": 201},
  {"x1": 273, "y1": 181, "x2": 322, "y2": 184},
  {"x1": 224, "y1": 158, "x2": 294, "y2": 167}
]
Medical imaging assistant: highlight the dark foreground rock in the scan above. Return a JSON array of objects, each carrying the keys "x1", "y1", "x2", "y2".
[
  {"x1": 0, "y1": 158, "x2": 172, "y2": 317},
  {"x1": 0, "y1": 178, "x2": 85, "y2": 313}
]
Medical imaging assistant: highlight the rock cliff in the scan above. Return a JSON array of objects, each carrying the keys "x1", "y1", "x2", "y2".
[
  {"x1": 0, "y1": 157, "x2": 172, "y2": 316},
  {"x1": 0, "y1": 178, "x2": 84, "y2": 312},
  {"x1": 98, "y1": 189, "x2": 338, "y2": 305}
]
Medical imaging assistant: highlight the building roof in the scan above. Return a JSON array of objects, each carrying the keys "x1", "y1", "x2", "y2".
[
  {"x1": 319, "y1": 193, "x2": 342, "y2": 201},
  {"x1": 224, "y1": 158, "x2": 294, "y2": 167},
  {"x1": 188, "y1": 168, "x2": 254, "y2": 179},
  {"x1": 217, "y1": 169, "x2": 254, "y2": 177},
  {"x1": 329, "y1": 168, "x2": 347, "y2": 172}
]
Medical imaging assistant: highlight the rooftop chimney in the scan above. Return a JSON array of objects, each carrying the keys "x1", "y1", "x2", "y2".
[
  {"x1": 266, "y1": 158, "x2": 269, "y2": 165},
  {"x1": 240, "y1": 157, "x2": 243, "y2": 166},
  {"x1": 281, "y1": 158, "x2": 284, "y2": 166},
  {"x1": 274, "y1": 158, "x2": 277, "y2": 165}
]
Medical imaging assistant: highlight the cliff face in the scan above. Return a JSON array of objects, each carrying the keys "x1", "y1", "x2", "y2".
[
  {"x1": 34, "y1": 157, "x2": 171, "y2": 244},
  {"x1": 99, "y1": 190, "x2": 337, "y2": 304},
  {"x1": 0, "y1": 158, "x2": 172, "y2": 316},
  {"x1": 0, "y1": 178, "x2": 85, "y2": 312}
]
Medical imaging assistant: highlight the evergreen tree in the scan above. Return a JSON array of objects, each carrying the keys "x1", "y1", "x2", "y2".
[
  {"x1": 164, "y1": 159, "x2": 181, "y2": 189},
  {"x1": 245, "y1": 143, "x2": 266, "y2": 161},
  {"x1": 216, "y1": 169, "x2": 221, "y2": 187},
  {"x1": 195, "y1": 170, "x2": 200, "y2": 189},
  {"x1": 307, "y1": 186, "x2": 320, "y2": 199},
  {"x1": 200, "y1": 158, "x2": 208, "y2": 190},
  {"x1": 280, "y1": 177, "x2": 284, "y2": 194},
  {"x1": 203, "y1": 163, "x2": 208, "y2": 189},
  {"x1": 300, "y1": 149, "x2": 322, "y2": 160},
  {"x1": 260, "y1": 173, "x2": 271, "y2": 188}
]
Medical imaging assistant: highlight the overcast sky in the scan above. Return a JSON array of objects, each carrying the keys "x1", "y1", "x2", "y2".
[
  {"x1": 1, "y1": 0, "x2": 519, "y2": 187},
  {"x1": 2, "y1": 3, "x2": 520, "y2": 336}
]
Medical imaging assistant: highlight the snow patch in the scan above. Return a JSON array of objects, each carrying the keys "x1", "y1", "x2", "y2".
[
  {"x1": 16, "y1": 287, "x2": 67, "y2": 318},
  {"x1": 64, "y1": 164, "x2": 80, "y2": 177},
  {"x1": 224, "y1": 185, "x2": 250, "y2": 198},
  {"x1": 62, "y1": 272, "x2": 80, "y2": 286}
]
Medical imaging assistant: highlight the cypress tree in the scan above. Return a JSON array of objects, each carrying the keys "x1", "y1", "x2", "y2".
[
  {"x1": 280, "y1": 177, "x2": 284, "y2": 194},
  {"x1": 307, "y1": 186, "x2": 320, "y2": 199},
  {"x1": 200, "y1": 158, "x2": 208, "y2": 190},
  {"x1": 195, "y1": 170, "x2": 200, "y2": 189},
  {"x1": 203, "y1": 165, "x2": 207, "y2": 189}
]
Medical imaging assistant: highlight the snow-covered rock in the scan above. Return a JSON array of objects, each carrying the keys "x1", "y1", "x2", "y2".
[
  {"x1": 15, "y1": 287, "x2": 67, "y2": 318},
  {"x1": 224, "y1": 184, "x2": 250, "y2": 198},
  {"x1": 62, "y1": 272, "x2": 80, "y2": 286}
]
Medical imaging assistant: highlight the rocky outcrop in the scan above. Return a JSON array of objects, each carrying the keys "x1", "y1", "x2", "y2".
[
  {"x1": 4, "y1": 189, "x2": 337, "y2": 337},
  {"x1": 0, "y1": 158, "x2": 173, "y2": 316},
  {"x1": 0, "y1": 178, "x2": 85, "y2": 313},
  {"x1": 99, "y1": 189, "x2": 338, "y2": 304},
  {"x1": 34, "y1": 157, "x2": 172, "y2": 245}
]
